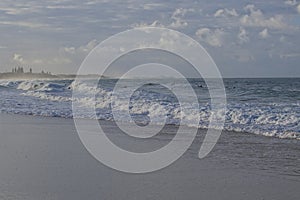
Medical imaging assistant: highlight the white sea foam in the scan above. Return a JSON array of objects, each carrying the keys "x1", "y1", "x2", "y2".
[{"x1": 0, "y1": 79, "x2": 299, "y2": 140}]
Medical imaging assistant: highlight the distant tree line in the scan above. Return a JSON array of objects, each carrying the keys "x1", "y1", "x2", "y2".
[
  {"x1": 11, "y1": 67, "x2": 51, "y2": 75},
  {"x1": 12, "y1": 67, "x2": 25, "y2": 73}
]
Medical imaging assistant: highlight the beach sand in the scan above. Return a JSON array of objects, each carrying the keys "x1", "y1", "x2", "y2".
[{"x1": 0, "y1": 114, "x2": 299, "y2": 200}]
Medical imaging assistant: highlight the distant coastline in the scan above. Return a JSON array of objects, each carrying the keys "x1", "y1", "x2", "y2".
[
  {"x1": 0, "y1": 72, "x2": 107, "y2": 80},
  {"x1": 0, "y1": 72, "x2": 58, "y2": 79}
]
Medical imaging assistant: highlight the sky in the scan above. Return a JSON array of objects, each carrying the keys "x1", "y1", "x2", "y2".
[{"x1": 0, "y1": 0, "x2": 299, "y2": 77}]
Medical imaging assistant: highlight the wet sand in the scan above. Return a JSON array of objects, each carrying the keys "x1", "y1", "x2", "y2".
[{"x1": 0, "y1": 114, "x2": 299, "y2": 200}]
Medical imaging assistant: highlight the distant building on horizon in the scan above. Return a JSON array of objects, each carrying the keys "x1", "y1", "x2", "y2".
[
  {"x1": 12, "y1": 67, "x2": 24, "y2": 73},
  {"x1": 9, "y1": 67, "x2": 51, "y2": 75}
]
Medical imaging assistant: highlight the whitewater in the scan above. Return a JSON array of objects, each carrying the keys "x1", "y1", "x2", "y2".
[{"x1": 0, "y1": 78, "x2": 299, "y2": 140}]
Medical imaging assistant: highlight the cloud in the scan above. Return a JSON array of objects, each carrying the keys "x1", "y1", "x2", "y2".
[
  {"x1": 46, "y1": 5, "x2": 78, "y2": 10},
  {"x1": 285, "y1": 1, "x2": 300, "y2": 14},
  {"x1": 63, "y1": 47, "x2": 76, "y2": 54},
  {"x1": 0, "y1": 21, "x2": 48, "y2": 29},
  {"x1": 259, "y1": 28, "x2": 269, "y2": 39},
  {"x1": 52, "y1": 57, "x2": 72, "y2": 64},
  {"x1": 143, "y1": 3, "x2": 164, "y2": 10},
  {"x1": 157, "y1": 31, "x2": 181, "y2": 50},
  {"x1": 195, "y1": 28, "x2": 224, "y2": 47},
  {"x1": 132, "y1": 20, "x2": 165, "y2": 28},
  {"x1": 59, "y1": 39, "x2": 99, "y2": 66},
  {"x1": 133, "y1": 8, "x2": 193, "y2": 30},
  {"x1": 237, "y1": 27, "x2": 249, "y2": 44},
  {"x1": 280, "y1": 53, "x2": 300, "y2": 58},
  {"x1": 233, "y1": 50, "x2": 255, "y2": 62},
  {"x1": 61, "y1": 40, "x2": 98, "y2": 55},
  {"x1": 78, "y1": 39, "x2": 98, "y2": 53},
  {"x1": 279, "y1": 36, "x2": 286, "y2": 42},
  {"x1": 240, "y1": 4, "x2": 287, "y2": 29},
  {"x1": 235, "y1": 54, "x2": 254, "y2": 62},
  {"x1": 0, "y1": 7, "x2": 27, "y2": 15},
  {"x1": 32, "y1": 59, "x2": 43, "y2": 64},
  {"x1": 214, "y1": 8, "x2": 238, "y2": 17},
  {"x1": 12, "y1": 53, "x2": 72, "y2": 67},
  {"x1": 13, "y1": 54, "x2": 24, "y2": 63},
  {"x1": 84, "y1": 0, "x2": 110, "y2": 5},
  {"x1": 0, "y1": 5, "x2": 42, "y2": 15},
  {"x1": 169, "y1": 8, "x2": 193, "y2": 28},
  {"x1": 284, "y1": 0, "x2": 298, "y2": 6}
]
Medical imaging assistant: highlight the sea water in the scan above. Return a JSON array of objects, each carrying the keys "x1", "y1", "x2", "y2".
[{"x1": 0, "y1": 78, "x2": 299, "y2": 139}]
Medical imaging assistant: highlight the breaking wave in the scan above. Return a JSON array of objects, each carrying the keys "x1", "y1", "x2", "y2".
[{"x1": 0, "y1": 78, "x2": 299, "y2": 140}]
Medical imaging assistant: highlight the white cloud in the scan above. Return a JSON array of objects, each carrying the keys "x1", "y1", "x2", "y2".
[
  {"x1": 237, "y1": 27, "x2": 249, "y2": 44},
  {"x1": 0, "y1": 5, "x2": 41, "y2": 15},
  {"x1": 52, "y1": 57, "x2": 72, "y2": 64},
  {"x1": 0, "y1": 21, "x2": 48, "y2": 29},
  {"x1": 240, "y1": 4, "x2": 287, "y2": 29},
  {"x1": 132, "y1": 8, "x2": 193, "y2": 30},
  {"x1": 214, "y1": 8, "x2": 238, "y2": 17},
  {"x1": 13, "y1": 54, "x2": 24, "y2": 63},
  {"x1": 233, "y1": 50, "x2": 254, "y2": 62},
  {"x1": 57, "y1": 39, "x2": 99, "y2": 67},
  {"x1": 32, "y1": 59, "x2": 43, "y2": 64},
  {"x1": 0, "y1": 7, "x2": 26, "y2": 15},
  {"x1": 46, "y1": 5, "x2": 78, "y2": 9},
  {"x1": 158, "y1": 32, "x2": 180, "y2": 50},
  {"x1": 235, "y1": 54, "x2": 254, "y2": 62},
  {"x1": 169, "y1": 19, "x2": 188, "y2": 28},
  {"x1": 280, "y1": 53, "x2": 300, "y2": 58},
  {"x1": 169, "y1": 8, "x2": 193, "y2": 28},
  {"x1": 63, "y1": 47, "x2": 76, "y2": 54},
  {"x1": 143, "y1": 3, "x2": 164, "y2": 10},
  {"x1": 259, "y1": 28, "x2": 269, "y2": 39},
  {"x1": 284, "y1": 0, "x2": 297, "y2": 6},
  {"x1": 285, "y1": 1, "x2": 300, "y2": 14},
  {"x1": 79, "y1": 39, "x2": 98, "y2": 53},
  {"x1": 128, "y1": 30, "x2": 183, "y2": 51},
  {"x1": 132, "y1": 20, "x2": 165, "y2": 28},
  {"x1": 279, "y1": 36, "x2": 286, "y2": 42},
  {"x1": 62, "y1": 39, "x2": 98, "y2": 55},
  {"x1": 85, "y1": 0, "x2": 110, "y2": 5},
  {"x1": 195, "y1": 28, "x2": 224, "y2": 47},
  {"x1": 12, "y1": 53, "x2": 72, "y2": 66}
]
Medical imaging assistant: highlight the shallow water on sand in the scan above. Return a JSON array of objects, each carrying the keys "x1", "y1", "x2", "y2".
[{"x1": 0, "y1": 114, "x2": 299, "y2": 200}]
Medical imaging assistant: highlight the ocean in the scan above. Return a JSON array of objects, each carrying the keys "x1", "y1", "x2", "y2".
[{"x1": 0, "y1": 78, "x2": 299, "y2": 140}]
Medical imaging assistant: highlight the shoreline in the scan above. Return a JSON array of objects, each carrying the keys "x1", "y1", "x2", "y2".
[
  {"x1": 0, "y1": 73, "x2": 109, "y2": 80},
  {"x1": 1, "y1": 112, "x2": 298, "y2": 141},
  {"x1": 0, "y1": 113, "x2": 299, "y2": 199}
]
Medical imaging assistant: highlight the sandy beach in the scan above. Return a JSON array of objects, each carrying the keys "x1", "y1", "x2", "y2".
[{"x1": 0, "y1": 113, "x2": 299, "y2": 200}]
